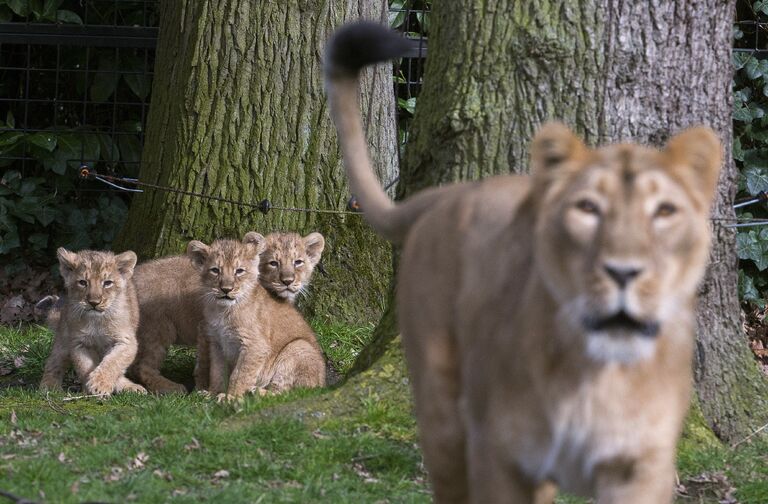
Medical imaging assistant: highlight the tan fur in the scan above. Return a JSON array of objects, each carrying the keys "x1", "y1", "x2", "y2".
[
  {"x1": 258, "y1": 232, "x2": 325, "y2": 303},
  {"x1": 129, "y1": 254, "x2": 206, "y2": 394},
  {"x1": 328, "y1": 49, "x2": 722, "y2": 502},
  {"x1": 187, "y1": 235, "x2": 326, "y2": 399},
  {"x1": 39, "y1": 249, "x2": 146, "y2": 396}
]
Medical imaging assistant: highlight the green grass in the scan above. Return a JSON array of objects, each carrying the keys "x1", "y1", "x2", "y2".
[{"x1": 1, "y1": 324, "x2": 767, "y2": 503}]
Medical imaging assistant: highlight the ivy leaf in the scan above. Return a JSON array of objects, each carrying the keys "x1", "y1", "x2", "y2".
[
  {"x1": 56, "y1": 8, "x2": 82, "y2": 24},
  {"x1": 745, "y1": 56, "x2": 762, "y2": 80},
  {"x1": 739, "y1": 270, "x2": 765, "y2": 308},
  {"x1": 7, "y1": 0, "x2": 29, "y2": 17},
  {"x1": 0, "y1": 6, "x2": 12, "y2": 22},
  {"x1": 98, "y1": 133, "x2": 120, "y2": 162},
  {"x1": 734, "y1": 136, "x2": 744, "y2": 162},
  {"x1": 744, "y1": 165, "x2": 768, "y2": 196},
  {"x1": 734, "y1": 102, "x2": 753, "y2": 123},
  {"x1": 27, "y1": 232, "x2": 47, "y2": 250},
  {"x1": 389, "y1": 0, "x2": 406, "y2": 28},
  {"x1": 25, "y1": 132, "x2": 57, "y2": 152},
  {"x1": 90, "y1": 55, "x2": 119, "y2": 102},
  {"x1": 118, "y1": 135, "x2": 142, "y2": 166},
  {"x1": 734, "y1": 52, "x2": 752, "y2": 71},
  {"x1": 41, "y1": 0, "x2": 63, "y2": 20}
]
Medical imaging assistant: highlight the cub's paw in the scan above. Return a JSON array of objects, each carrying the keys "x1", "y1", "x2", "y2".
[
  {"x1": 39, "y1": 376, "x2": 63, "y2": 392},
  {"x1": 215, "y1": 393, "x2": 243, "y2": 405},
  {"x1": 195, "y1": 390, "x2": 212, "y2": 398},
  {"x1": 119, "y1": 381, "x2": 147, "y2": 394},
  {"x1": 85, "y1": 373, "x2": 115, "y2": 397},
  {"x1": 153, "y1": 382, "x2": 188, "y2": 395}
]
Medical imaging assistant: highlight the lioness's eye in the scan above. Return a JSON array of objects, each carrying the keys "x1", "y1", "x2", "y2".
[
  {"x1": 78, "y1": 280, "x2": 87, "y2": 287},
  {"x1": 294, "y1": 259, "x2": 304, "y2": 267},
  {"x1": 235, "y1": 268, "x2": 246, "y2": 275},
  {"x1": 209, "y1": 267, "x2": 220, "y2": 275},
  {"x1": 575, "y1": 199, "x2": 601, "y2": 216},
  {"x1": 269, "y1": 261, "x2": 278, "y2": 267},
  {"x1": 103, "y1": 280, "x2": 114, "y2": 287},
  {"x1": 655, "y1": 202, "x2": 677, "y2": 218}
]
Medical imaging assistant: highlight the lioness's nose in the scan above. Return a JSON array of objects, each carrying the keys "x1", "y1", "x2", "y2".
[{"x1": 603, "y1": 263, "x2": 642, "y2": 288}]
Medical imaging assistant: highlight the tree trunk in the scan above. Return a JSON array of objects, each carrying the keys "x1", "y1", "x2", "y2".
[
  {"x1": 115, "y1": 0, "x2": 396, "y2": 326},
  {"x1": 359, "y1": 0, "x2": 767, "y2": 442}
]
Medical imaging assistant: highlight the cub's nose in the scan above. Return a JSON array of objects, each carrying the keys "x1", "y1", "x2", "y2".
[
  {"x1": 88, "y1": 300, "x2": 100, "y2": 308},
  {"x1": 221, "y1": 286, "x2": 233, "y2": 294},
  {"x1": 281, "y1": 278, "x2": 294, "y2": 286},
  {"x1": 603, "y1": 263, "x2": 643, "y2": 288}
]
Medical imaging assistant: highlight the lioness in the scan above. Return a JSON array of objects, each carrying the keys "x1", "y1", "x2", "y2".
[
  {"x1": 39, "y1": 248, "x2": 146, "y2": 396},
  {"x1": 326, "y1": 22, "x2": 722, "y2": 503},
  {"x1": 187, "y1": 234, "x2": 326, "y2": 400},
  {"x1": 130, "y1": 232, "x2": 324, "y2": 393}
]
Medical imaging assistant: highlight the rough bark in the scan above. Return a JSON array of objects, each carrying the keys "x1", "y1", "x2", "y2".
[
  {"x1": 359, "y1": 0, "x2": 767, "y2": 442},
  {"x1": 115, "y1": 0, "x2": 396, "y2": 325}
]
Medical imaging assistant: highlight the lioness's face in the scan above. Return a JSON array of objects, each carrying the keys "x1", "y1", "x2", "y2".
[
  {"x1": 259, "y1": 232, "x2": 325, "y2": 302},
  {"x1": 187, "y1": 233, "x2": 266, "y2": 307},
  {"x1": 531, "y1": 125, "x2": 721, "y2": 363},
  {"x1": 57, "y1": 248, "x2": 136, "y2": 315}
]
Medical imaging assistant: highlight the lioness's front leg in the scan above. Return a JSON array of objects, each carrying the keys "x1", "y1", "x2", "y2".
[
  {"x1": 594, "y1": 453, "x2": 675, "y2": 504},
  {"x1": 227, "y1": 346, "x2": 269, "y2": 398},
  {"x1": 86, "y1": 337, "x2": 137, "y2": 396}
]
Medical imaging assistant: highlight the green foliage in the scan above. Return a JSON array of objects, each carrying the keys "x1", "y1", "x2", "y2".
[
  {"x1": 733, "y1": 2, "x2": 768, "y2": 306},
  {"x1": 0, "y1": 2, "x2": 154, "y2": 271}
]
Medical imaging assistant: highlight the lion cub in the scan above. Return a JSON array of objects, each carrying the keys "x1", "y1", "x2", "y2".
[
  {"x1": 39, "y1": 248, "x2": 146, "y2": 395},
  {"x1": 327, "y1": 22, "x2": 723, "y2": 503},
  {"x1": 259, "y1": 232, "x2": 325, "y2": 303},
  {"x1": 187, "y1": 234, "x2": 326, "y2": 399}
]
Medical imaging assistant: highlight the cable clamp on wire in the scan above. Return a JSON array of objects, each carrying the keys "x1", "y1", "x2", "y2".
[
  {"x1": 79, "y1": 165, "x2": 95, "y2": 180},
  {"x1": 347, "y1": 195, "x2": 362, "y2": 212},
  {"x1": 258, "y1": 199, "x2": 272, "y2": 214}
]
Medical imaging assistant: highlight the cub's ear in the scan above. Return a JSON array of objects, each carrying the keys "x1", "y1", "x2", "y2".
[
  {"x1": 664, "y1": 126, "x2": 722, "y2": 209},
  {"x1": 243, "y1": 232, "x2": 266, "y2": 255},
  {"x1": 303, "y1": 232, "x2": 325, "y2": 265},
  {"x1": 56, "y1": 247, "x2": 79, "y2": 280},
  {"x1": 115, "y1": 251, "x2": 138, "y2": 279},
  {"x1": 530, "y1": 122, "x2": 588, "y2": 178},
  {"x1": 187, "y1": 240, "x2": 210, "y2": 270}
]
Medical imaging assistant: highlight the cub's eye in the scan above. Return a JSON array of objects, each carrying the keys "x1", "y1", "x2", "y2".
[
  {"x1": 103, "y1": 280, "x2": 114, "y2": 288},
  {"x1": 574, "y1": 199, "x2": 601, "y2": 216},
  {"x1": 209, "y1": 267, "x2": 220, "y2": 275},
  {"x1": 235, "y1": 268, "x2": 246, "y2": 276},
  {"x1": 269, "y1": 261, "x2": 279, "y2": 267},
  {"x1": 294, "y1": 259, "x2": 304, "y2": 267},
  {"x1": 78, "y1": 280, "x2": 87, "y2": 287},
  {"x1": 654, "y1": 202, "x2": 677, "y2": 218}
]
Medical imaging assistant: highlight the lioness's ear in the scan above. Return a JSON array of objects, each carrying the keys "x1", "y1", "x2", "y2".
[
  {"x1": 664, "y1": 126, "x2": 722, "y2": 208},
  {"x1": 243, "y1": 232, "x2": 266, "y2": 255},
  {"x1": 115, "y1": 251, "x2": 138, "y2": 279},
  {"x1": 303, "y1": 232, "x2": 325, "y2": 265},
  {"x1": 56, "y1": 247, "x2": 79, "y2": 280},
  {"x1": 187, "y1": 240, "x2": 210, "y2": 270},
  {"x1": 530, "y1": 122, "x2": 587, "y2": 177}
]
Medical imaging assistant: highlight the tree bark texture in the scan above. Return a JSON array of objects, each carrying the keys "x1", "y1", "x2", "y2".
[
  {"x1": 367, "y1": 0, "x2": 766, "y2": 442},
  {"x1": 115, "y1": 0, "x2": 396, "y2": 325}
]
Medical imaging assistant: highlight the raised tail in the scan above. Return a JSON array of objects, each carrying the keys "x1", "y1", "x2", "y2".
[{"x1": 325, "y1": 21, "x2": 416, "y2": 244}]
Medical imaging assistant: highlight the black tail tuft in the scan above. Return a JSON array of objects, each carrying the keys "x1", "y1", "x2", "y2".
[{"x1": 326, "y1": 21, "x2": 413, "y2": 74}]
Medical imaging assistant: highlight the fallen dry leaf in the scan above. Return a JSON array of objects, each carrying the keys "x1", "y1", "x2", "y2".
[
  {"x1": 184, "y1": 437, "x2": 201, "y2": 451},
  {"x1": 128, "y1": 452, "x2": 149, "y2": 470},
  {"x1": 10, "y1": 410, "x2": 17, "y2": 425}
]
